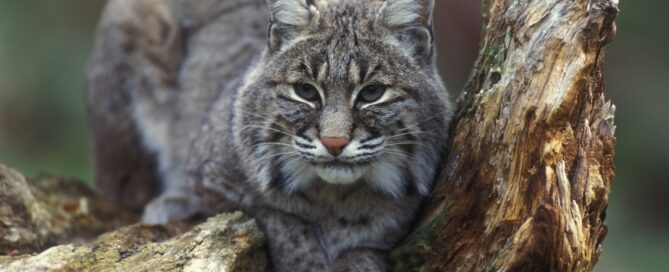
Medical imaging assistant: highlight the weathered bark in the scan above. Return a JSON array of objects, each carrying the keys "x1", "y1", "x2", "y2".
[
  {"x1": 0, "y1": 164, "x2": 267, "y2": 271},
  {"x1": 0, "y1": 164, "x2": 136, "y2": 255},
  {"x1": 392, "y1": 0, "x2": 618, "y2": 271},
  {"x1": 0, "y1": 212, "x2": 267, "y2": 272},
  {"x1": 1, "y1": 0, "x2": 618, "y2": 271}
]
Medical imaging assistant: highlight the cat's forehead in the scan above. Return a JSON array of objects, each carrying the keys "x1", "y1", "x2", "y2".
[
  {"x1": 313, "y1": 0, "x2": 384, "y2": 27},
  {"x1": 291, "y1": 37, "x2": 392, "y2": 85},
  {"x1": 314, "y1": 0, "x2": 381, "y2": 9},
  {"x1": 271, "y1": 0, "x2": 421, "y2": 84}
]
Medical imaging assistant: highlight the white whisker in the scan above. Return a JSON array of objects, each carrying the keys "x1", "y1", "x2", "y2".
[
  {"x1": 261, "y1": 151, "x2": 301, "y2": 160},
  {"x1": 383, "y1": 149, "x2": 418, "y2": 160},
  {"x1": 238, "y1": 110, "x2": 292, "y2": 131},
  {"x1": 252, "y1": 142, "x2": 295, "y2": 149},
  {"x1": 241, "y1": 124, "x2": 295, "y2": 138},
  {"x1": 283, "y1": 156, "x2": 303, "y2": 166},
  {"x1": 396, "y1": 110, "x2": 449, "y2": 133},
  {"x1": 386, "y1": 130, "x2": 434, "y2": 140},
  {"x1": 250, "y1": 151, "x2": 300, "y2": 169},
  {"x1": 385, "y1": 141, "x2": 431, "y2": 149}
]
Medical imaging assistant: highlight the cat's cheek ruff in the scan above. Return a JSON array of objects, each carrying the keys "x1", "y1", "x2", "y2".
[
  {"x1": 280, "y1": 158, "x2": 318, "y2": 193},
  {"x1": 362, "y1": 156, "x2": 407, "y2": 198}
]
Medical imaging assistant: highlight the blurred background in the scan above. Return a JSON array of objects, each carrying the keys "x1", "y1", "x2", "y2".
[{"x1": 0, "y1": 0, "x2": 666, "y2": 270}]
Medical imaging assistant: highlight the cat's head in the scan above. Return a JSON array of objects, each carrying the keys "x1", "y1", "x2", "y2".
[{"x1": 235, "y1": 0, "x2": 451, "y2": 197}]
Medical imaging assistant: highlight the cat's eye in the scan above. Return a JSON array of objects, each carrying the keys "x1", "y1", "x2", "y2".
[
  {"x1": 294, "y1": 83, "x2": 320, "y2": 101},
  {"x1": 358, "y1": 84, "x2": 386, "y2": 103}
]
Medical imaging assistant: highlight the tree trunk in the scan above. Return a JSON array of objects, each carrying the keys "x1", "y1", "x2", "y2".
[
  {"x1": 1, "y1": 0, "x2": 619, "y2": 271},
  {"x1": 391, "y1": 0, "x2": 618, "y2": 271}
]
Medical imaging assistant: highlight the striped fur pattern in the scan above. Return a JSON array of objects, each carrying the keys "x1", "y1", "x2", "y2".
[
  {"x1": 88, "y1": 0, "x2": 451, "y2": 271},
  {"x1": 190, "y1": 0, "x2": 452, "y2": 271}
]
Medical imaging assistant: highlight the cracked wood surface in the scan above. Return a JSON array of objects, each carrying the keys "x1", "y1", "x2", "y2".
[
  {"x1": 1, "y1": 0, "x2": 619, "y2": 271},
  {"x1": 392, "y1": 0, "x2": 618, "y2": 271}
]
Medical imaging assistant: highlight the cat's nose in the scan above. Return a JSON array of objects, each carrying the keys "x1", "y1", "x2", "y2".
[{"x1": 320, "y1": 137, "x2": 349, "y2": 156}]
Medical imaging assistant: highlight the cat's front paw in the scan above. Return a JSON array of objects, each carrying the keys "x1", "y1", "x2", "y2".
[{"x1": 141, "y1": 192, "x2": 204, "y2": 224}]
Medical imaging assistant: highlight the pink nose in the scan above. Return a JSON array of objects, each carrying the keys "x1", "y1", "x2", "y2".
[{"x1": 321, "y1": 137, "x2": 349, "y2": 156}]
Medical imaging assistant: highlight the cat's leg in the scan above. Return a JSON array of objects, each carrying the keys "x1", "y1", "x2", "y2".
[
  {"x1": 89, "y1": 0, "x2": 189, "y2": 222},
  {"x1": 141, "y1": 164, "x2": 207, "y2": 224},
  {"x1": 141, "y1": 191, "x2": 204, "y2": 224},
  {"x1": 332, "y1": 248, "x2": 389, "y2": 272},
  {"x1": 88, "y1": 96, "x2": 160, "y2": 212},
  {"x1": 254, "y1": 209, "x2": 329, "y2": 272}
]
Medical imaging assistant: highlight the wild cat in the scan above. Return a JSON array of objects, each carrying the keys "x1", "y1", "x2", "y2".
[{"x1": 88, "y1": 0, "x2": 451, "y2": 271}]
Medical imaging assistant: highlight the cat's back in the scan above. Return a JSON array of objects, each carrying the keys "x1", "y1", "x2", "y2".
[
  {"x1": 169, "y1": 0, "x2": 268, "y2": 157},
  {"x1": 87, "y1": 0, "x2": 267, "y2": 210}
]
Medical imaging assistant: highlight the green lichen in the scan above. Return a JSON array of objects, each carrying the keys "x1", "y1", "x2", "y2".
[
  {"x1": 482, "y1": 0, "x2": 494, "y2": 19},
  {"x1": 391, "y1": 211, "x2": 449, "y2": 272},
  {"x1": 483, "y1": 38, "x2": 507, "y2": 71}
]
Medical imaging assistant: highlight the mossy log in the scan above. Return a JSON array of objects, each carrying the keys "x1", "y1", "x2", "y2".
[{"x1": 391, "y1": 0, "x2": 618, "y2": 271}]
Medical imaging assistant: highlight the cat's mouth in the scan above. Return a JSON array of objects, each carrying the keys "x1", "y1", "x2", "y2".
[
  {"x1": 318, "y1": 160, "x2": 370, "y2": 168},
  {"x1": 303, "y1": 155, "x2": 377, "y2": 167},
  {"x1": 311, "y1": 160, "x2": 368, "y2": 185}
]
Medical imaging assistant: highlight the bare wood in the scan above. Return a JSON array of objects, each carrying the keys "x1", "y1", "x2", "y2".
[
  {"x1": 2, "y1": 0, "x2": 619, "y2": 270},
  {"x1": 392, "y1": 0, "x2": 618, "y2": 271}
]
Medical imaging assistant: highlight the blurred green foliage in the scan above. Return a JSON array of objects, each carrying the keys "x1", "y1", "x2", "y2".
[
  {"x1": 597, "y1": 1, "x2": 669, "y2": 271},
  {"x1": 0, "y1": 0, "x2": 667, "y2": 271},
  {"x1": 0, "y1": 1, "x2": 104, "y2": 182}
]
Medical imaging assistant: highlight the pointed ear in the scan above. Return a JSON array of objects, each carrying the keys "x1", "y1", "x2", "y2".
[
  {"x1": 266, "y1": 0, "x2": 318, "y2": 53},
  {"x1": 377, "y1": 0, "x2": 436, "y2": 65}
]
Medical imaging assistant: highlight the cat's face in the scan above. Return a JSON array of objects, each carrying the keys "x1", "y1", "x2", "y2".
[{"x1": 235, "y1": 0, "x2": 451, "y2": 197}]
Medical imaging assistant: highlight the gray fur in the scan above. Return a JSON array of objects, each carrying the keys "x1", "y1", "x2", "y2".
[{"x1": 88, "y1": 0, "x2": 451, "y2": 271}]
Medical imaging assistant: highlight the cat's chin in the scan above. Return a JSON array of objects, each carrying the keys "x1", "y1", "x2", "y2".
[{"x1": 314, "y1": 164, "x2": 366, "y2": 185}]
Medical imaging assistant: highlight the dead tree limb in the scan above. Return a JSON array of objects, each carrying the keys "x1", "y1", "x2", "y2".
[
  {"x1": 1, "y1": 0, "x2": 619, "y2": 270},
  {"x1": 392, "y1": 0, "x2": 618, "y2": 271}
]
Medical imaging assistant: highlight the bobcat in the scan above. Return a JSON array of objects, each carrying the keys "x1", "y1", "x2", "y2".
[{"x1": 88, "y1": 0, "x2": 451, "y2": 270}]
